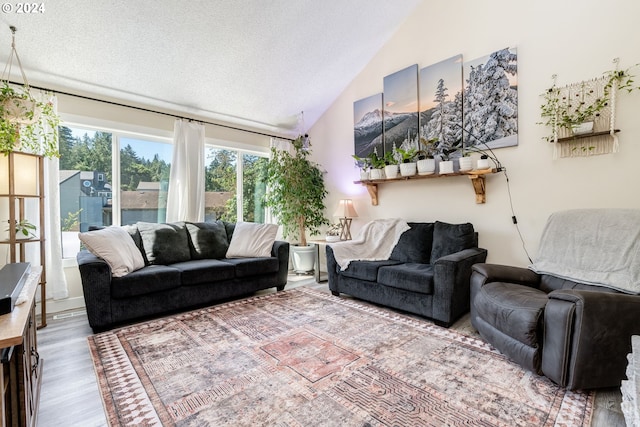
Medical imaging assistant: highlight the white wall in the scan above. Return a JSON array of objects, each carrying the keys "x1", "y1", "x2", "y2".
[{"x1": 309, "y1": 0, "x2": 640, "y2": 267}]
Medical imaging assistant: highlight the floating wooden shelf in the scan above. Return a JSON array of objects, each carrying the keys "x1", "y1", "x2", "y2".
[
  {"x1": 354, "y1": 168, "x2": 497, "y2": 205},
  {"x1": 554, "y1": 129, "x2": 620, "y2": 143}
]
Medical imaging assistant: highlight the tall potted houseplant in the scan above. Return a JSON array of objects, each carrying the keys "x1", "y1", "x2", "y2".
[{"x1": 264, "y1": 134, "x2": 329, "y2": 273}]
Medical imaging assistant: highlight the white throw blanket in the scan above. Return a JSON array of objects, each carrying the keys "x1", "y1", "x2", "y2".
[
  {"x1": 329, "y1": 218, "x2": 410, "y2": 271},
  {"x1": 529, "y1": 209, "x2": 640, "y2": 294}
]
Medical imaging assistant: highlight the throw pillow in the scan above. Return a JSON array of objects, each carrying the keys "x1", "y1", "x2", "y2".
[
  {"x1": 78, "y1": 226, "x2": 145, "y2": 277},
  {"x1": 390, "y1": 222, "x2": 434, "y2": 263},
  {"x1": 185, "y1": 221, "x2": 229, "y2": 259},
  {"x1": 430, "y1": 221, "x2": 475, "y2": 263},
  {"x1": 137, "y1": 222, "x2": 191, "y2": 265},
  {"x1": 226, "y1": 222, "x2": 278, "y2": 258}
]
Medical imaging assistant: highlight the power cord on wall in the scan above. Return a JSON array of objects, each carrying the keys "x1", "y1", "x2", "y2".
[{"x1": 455, "y1": 124, "x2": 533, "y2": 264}]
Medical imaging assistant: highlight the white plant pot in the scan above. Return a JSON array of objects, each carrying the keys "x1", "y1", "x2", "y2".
[
  {"x1": 417, "y1": 158, "x2": 436, "y2": 175},
  {"x1": 438, "y1": 160, "x2": 454, "y2": 175},
  {"x1": 571, "y1": 121, "x2": 594, "y2": 135},
  {"x1": 360, "y1": 170, "x2": 370, "y2": 181},
  {"x1": 477, "y1": 158, "x2": 490, "y2": 170},
  {"x1": 370, "y1": 168, "x2": 384, "y2": 180},
  {"x1": 384, "y1": 164, "x2": 399, "y2": 179},
  {"x1": 325, "y1": 235, "x2": 341, "y2": 243},
  {"x1": 399, "y1": 162, "x2": 417, "y2": 177},
  {"x1": 2, "y1": 97, "x2": 41, "y2": 125},
  {"x1": 291, "y1": 244, "x2": 316, "y2": 274},
  {"x1": 458, "y1": 157, "x2": 473, "y2": 172}
]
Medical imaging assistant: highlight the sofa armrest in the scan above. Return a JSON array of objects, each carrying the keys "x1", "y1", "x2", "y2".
[
  {"x1": 271, "y1": 240, "x2": 290, "y2": 287},
  {"x1": 432, "y1": 247, "x2": 488, "y2": 326},
  {"x1": 543, "y1": 289, "x2": 640, "y2": 389},
  {"x1": 77, "y1": 250, "x2": 114, "y2": 330},
  {"x1": 471, "y1": 263, "x2": 540, "y2": 288}
]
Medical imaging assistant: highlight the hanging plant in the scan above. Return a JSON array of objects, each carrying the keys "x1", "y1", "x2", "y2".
[
  {"x1": 539, "y1": 61, "x2": 639, "y2": 142},
  {"x1": 0, "y1": 26, "x2": 60, "y2": 157}
]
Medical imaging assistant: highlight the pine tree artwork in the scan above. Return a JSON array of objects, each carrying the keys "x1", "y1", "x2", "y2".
[{"x1": 462, "y1": 47, "x2": 518, "y2": 150}]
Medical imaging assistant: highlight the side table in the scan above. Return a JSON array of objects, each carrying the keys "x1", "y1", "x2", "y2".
[{"x1": 309, "y1": 240, "x2": 329, "y2": 282}]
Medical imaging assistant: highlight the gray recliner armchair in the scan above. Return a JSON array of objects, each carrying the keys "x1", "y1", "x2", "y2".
[{"x1": 470, "y1": 209, "x2": 640, "y2": 390}]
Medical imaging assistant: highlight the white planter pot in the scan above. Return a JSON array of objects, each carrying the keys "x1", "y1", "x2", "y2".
[
  {"x1": 458, "y1": 157, "x2": 473, "y2": 172},
  {"x1": 291, "y1": 244, "x2": 316, "y2": 274},
  {"x1": 399, "y1": 162, "x2": 417, "y2": 177},
  {"x1": 571, "y1": 121, "x2": 594, "y2": 135},
  {"x1": 370, "y1": 168, "x2": 384, "y2": 180},
  {"x1": 2, "y1": 97, "x2": 41, "y2": 125},
  {"x1": 325, "y1": 235, "x2": 341, "y2": 243},
  {"x1": 417, "y1": 158, "x2": 436, "y2": 175},
  {"x1": 477, "y1": 158, "x2": 491, "y2": 170},
  {"x1": 384, "y1": 164, "x2": 399, "y2": 179},
  {"x1": 438, "y1": 160, "x2": 454, "y2": 175},
  {"x1": 360, "y1": 170, "x2": 370, "y2": 181}
]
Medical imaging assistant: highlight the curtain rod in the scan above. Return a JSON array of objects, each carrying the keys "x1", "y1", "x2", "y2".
[{"x1": 7, "y1": 79, "x2": 293, "y2": 141}]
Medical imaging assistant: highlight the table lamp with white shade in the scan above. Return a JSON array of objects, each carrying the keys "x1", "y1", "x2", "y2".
[{"x1": 333, "y1": 199, "x2": 358, "y2": 240}]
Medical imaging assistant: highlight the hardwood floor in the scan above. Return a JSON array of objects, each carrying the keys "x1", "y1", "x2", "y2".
[{"x1": 35, "y1": 276, "x2": 626, "y2": 426}]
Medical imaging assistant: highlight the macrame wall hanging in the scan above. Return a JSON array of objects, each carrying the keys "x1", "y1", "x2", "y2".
[{"x1": 540, "y1": 58, "x2": 631, "y2": 159}]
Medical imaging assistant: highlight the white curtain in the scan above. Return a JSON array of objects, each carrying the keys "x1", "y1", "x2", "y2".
[
  {"x1": 23, "y1": 90, "x2": 68, "y2": 299},
  {"x1": 166, "y1": 119, "x2": 205, "y2": 222}
]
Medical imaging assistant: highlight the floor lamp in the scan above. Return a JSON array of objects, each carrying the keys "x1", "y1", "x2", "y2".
[{"x1": 333, "y1": 199, "x2": 358, "y2": 240}]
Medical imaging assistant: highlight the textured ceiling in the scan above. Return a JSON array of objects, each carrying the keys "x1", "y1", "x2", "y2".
[{"x1": 0, "y1": 0, "x2": 421, "y2": 134}]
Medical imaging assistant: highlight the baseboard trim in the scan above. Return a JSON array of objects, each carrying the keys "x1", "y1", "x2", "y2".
[{"x1": 39, "y1": 296, "x2": 86, "y2": 315}]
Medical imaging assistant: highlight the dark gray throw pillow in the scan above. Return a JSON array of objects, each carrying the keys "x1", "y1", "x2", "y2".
[
  {"x1": 185, "y1": 221, "x2": 229, "y2": 259},
  {"x1": 137, "y1": 221, "x2": 191, "y2": 265},
  {"x1": 390, "y1": 222, "x2": 434, "y2": 264},
  {"x1": 430, "y1": 221, "x2": 475, "y2": 263}
]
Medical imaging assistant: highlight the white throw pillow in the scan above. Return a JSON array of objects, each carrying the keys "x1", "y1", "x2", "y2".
[
  {"x1": 79, "y1": 226, "x2": 146, "y2": 277},
  {"x1": 226, "y1": 222, "x2": 278, "y2": 258}
]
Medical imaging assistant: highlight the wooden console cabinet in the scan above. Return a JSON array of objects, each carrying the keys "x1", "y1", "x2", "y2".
[{"x1": 0, "y1": 266, "x2": 43, "y2": 427}]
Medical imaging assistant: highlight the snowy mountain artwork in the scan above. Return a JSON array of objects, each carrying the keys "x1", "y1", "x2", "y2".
[
  {"x1": 463, "y1": 47, "x2": 518, "y2": 150},
  {"x1": 353, "y1": 93, "x2": 384, "y2": 159},
  {"x1": 419, "y1": 54, "x2": 464, "y2": 159},
  {"x1": 383, "y1": 64, "x2": 419, "y2": 155}
]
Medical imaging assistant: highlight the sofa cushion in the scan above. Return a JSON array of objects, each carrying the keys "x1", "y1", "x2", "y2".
[
  {"x1": 474, "y1": 282, "x2": 548, "y2": 347},
  {"x1": 430, "y1": 221, "x2": 475, "y2": 263},
  {"x1": 377, "y1": 263, "x2": 435, "y2": 294},
  {"x1": 222, "y1": 257, "x2": 280, "y2": 278},
  {"x1": 340, "y1": 259, "x2": 401, "y2": 282},
  {"x1": 226, "y1": 222, "x2": 278, "y2": 258},
  {"x1": 185, "y1": 221, "x2": 229, "y2": 259},
  {"x1": 111, "y1": 264, "x2": 181, "y2": 298},
  {"x1": 171, "y1": 259, "x2": 236, "y2": 286},
  {"x1": 78, "y1": 226, "x2": 146, "y2": 277},
  {"x1": 389, "y1": 222, "x2": 434, "y2": 264},
  {"x1": 137, "y1": 221, "x2": 191, "y2": 265}
]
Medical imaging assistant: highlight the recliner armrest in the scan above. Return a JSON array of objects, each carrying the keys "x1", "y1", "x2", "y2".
[
  {"x1": 471, "y1": 263, "x2": 540, "y2": 288},
  {"x1": 271, "y1": 241, "x2": 290, "y2": 286},
  {"x1": 77, "y1": 250, "x2": 114, "y2": 330},
  {"x1": 543, "y1": 289, "x2": 640, "y2": 389}
]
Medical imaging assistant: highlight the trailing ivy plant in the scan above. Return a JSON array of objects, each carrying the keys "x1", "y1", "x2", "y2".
[
  {"x1": 264, "y1": 134, "x2": 328, "y2": 247},
  {"x1": 539, "y1": 64, "x2": 640, "y2": 142},
  {"x1": 0, "y1": 82, "x2": 60, "y2": 157}
]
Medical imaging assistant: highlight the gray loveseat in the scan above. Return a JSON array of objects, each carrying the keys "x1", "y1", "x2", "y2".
[
  {"x1": 327, "y1": 221, "x2": 487, "y2": 327},
  {"x1": 77, "y1": 221, "x2": 289, "y2": 332}
]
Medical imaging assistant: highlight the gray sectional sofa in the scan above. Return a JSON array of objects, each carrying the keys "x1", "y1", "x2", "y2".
[
  {"x1": 77, "y1": 221, "x2": 289, "y2": 332},
  {"x1": 327, "y1": 221, "x2": 487, "y2": 327}
]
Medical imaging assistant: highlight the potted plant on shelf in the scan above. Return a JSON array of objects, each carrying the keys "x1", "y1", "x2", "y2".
[
  {"x1": 352, "y1": 154, "x2": 371, "y2": 181},
  {"x1": 416, "y1": 137, "x2": 437, "y2": 175},
  {"x1": 383, "y1": 149, "x2": 399, "y2": 179},
  {"x1": 6, "y1": 218, "x2": 37, "y2": 239},
  {"x1": 264, "y1": 134, "x2": 329, "y2": 274},
  {"x1": 395, "y1": 147, "x2": 418, "y2": 177},
  {"x1": 0, "y1": 83, "x2": 60, "y2": 158},
  {"x1": 367, "y1": 149, "x2": 386, "y2": 180},
  {"x1": 539, "y1": 63, "x2": 640, "y2": 142}
]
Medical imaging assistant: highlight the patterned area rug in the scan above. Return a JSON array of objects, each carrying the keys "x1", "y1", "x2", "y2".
[{"x1": 88, "y1": 287, "x2": 593, "y2": 426}]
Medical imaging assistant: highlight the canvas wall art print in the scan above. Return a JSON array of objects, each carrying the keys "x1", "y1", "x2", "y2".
[
  {"x1": 353, "y1": 93, "x2": 384, "y2": 159},
  {"x1": 383, "y1": 64, "x2": 419, "y2": 155},
  {"x1": 419, "y1": 54, "x2": 464, "y2": 159},
  {"x1": 463, "y1": 47, "x2": 518, "y2": 150}
]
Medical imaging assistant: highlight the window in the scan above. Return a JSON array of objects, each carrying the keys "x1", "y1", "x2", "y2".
[
  {"x1": 119, "y1": 137, "x2": 172, "y2": 225},
  {"x1": 204, "y1": 148, "x2": 237, "y2": 221},
  {"x1": 59, "y1": 126, "x2": 113, "y2": 258}
]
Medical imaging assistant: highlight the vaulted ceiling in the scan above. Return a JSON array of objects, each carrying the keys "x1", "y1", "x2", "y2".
[{"x1": 0, "y1": 0, "x2": 421, "y2": 135}]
